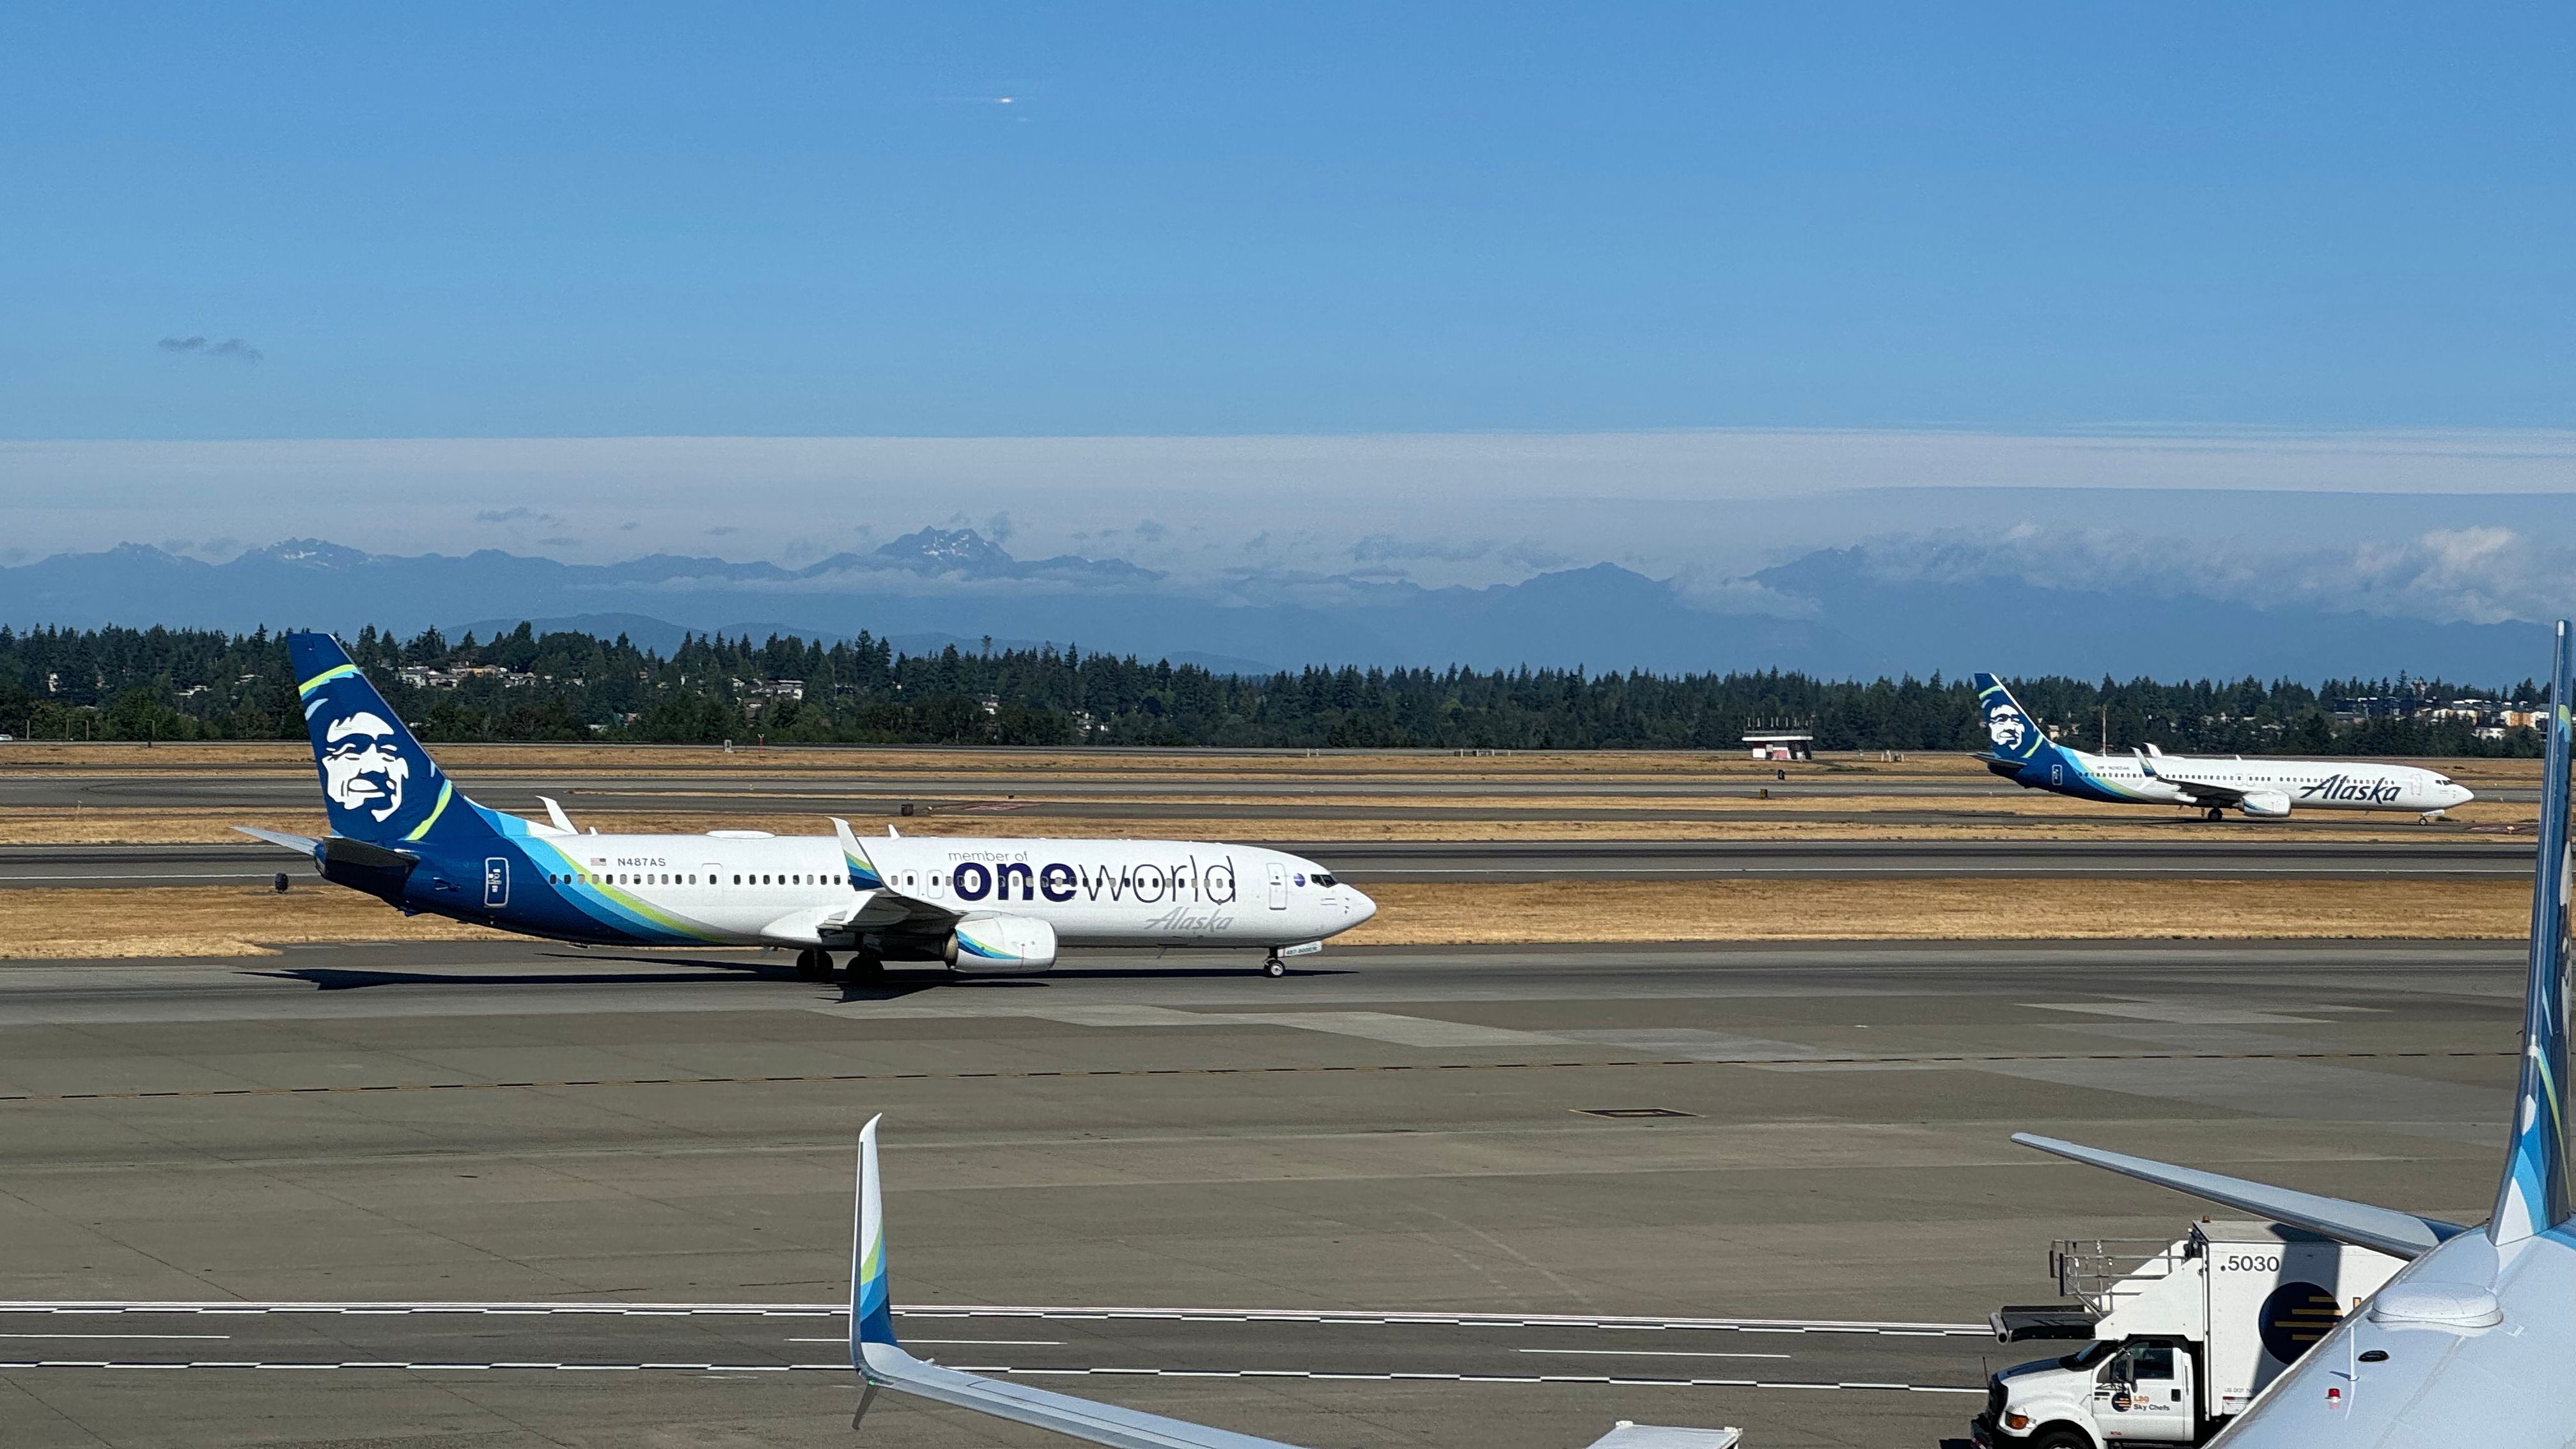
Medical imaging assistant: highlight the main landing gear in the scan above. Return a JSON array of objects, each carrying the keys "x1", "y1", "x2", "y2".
[
  {"x1": 848, "y1": 949, "x2": 888, "y2": 986},
  {"x1": 794, "y1": 947, "x2": 834, "y2": 983},
  {"x1": 2203, "y1": 806, "x2": 2226, "y2": 822},
  {"x1": 1261, "y1": 951, "x2": 1288, "y2": 979}
]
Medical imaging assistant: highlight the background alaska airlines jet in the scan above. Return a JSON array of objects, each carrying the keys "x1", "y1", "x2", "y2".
[
  {"x1": 244, "y1": 633, "x2": 1374, "y2": 980},
  {"x1": 1999, "y1": 621, "x2": 2576, "y2": 1448},
  {"x1": 1971, "y1": 673, "x2": 2474, "y2": 821}
]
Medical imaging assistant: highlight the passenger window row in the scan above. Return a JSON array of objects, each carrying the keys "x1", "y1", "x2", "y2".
[{"x1": 543, "y1": 871, "x2": 863, "y2": 888}]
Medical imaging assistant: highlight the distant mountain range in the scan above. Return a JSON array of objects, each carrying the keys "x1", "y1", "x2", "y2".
[{"x1": 0, "y1": 527, "x2": 2551, "y2": 683}]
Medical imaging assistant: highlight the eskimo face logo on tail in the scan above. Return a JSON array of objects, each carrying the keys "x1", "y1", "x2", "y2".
[
  {"x1": 1985, "y1": 702, "x2": 2032, "y2": 754},
  {"x1": 321, "y1": 711, "x2": 410, "y2": 823}
]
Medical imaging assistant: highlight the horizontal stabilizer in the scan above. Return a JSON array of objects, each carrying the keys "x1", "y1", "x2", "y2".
[
  {"x1": 2013, "y1": 1133, "x2": 2467, "y2": 1260},
  {"x1": 233, "y1": 826, "x2": 320, "y2": 853},
  {"x1": 1585, "y1": 1425, "x2": 1743, "y2": 1449}
]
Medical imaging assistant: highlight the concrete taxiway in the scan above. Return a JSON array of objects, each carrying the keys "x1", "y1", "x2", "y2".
[
  {"x1": 0, "y1": 936, "x2": 2522, "y2": 1448},
  {"x1": 0, "y1": 837, "x2": 2534, "y2": 888}
]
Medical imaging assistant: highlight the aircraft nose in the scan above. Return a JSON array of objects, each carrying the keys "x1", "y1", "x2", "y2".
[
  {"x1": 1347, "y1": 887, "x2": 1377, "y2": 924},
  {"x1": 2453, "y1": 784, "x2": 2477, "y2": 805}
]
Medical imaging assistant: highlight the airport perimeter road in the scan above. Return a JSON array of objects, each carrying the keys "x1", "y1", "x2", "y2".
[
  {"x1": 0, "y1": 837, "x2": 2536, "y2": 888},
  {"x1": 0, "y1": 936, "x2": 2522, "y2": 1449}
]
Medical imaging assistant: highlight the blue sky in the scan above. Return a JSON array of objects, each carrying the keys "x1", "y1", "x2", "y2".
[{"x1": 4, "y1": 2, "x2": 2572, "y2": 440}]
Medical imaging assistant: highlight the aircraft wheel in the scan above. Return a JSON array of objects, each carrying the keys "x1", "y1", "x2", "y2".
[
  {"x1": 848, "y1": 951, "x2": 888, "y2": 985},
  {"x1": 1262, "y1": 955, "x2": 1287, "y2": 979},
  {"x1": 795, "y1": 947, "x2": 833, "y2": 982},
  {"x1": 2205, "y1": 807, "x2": 2225, "y2": 822}
]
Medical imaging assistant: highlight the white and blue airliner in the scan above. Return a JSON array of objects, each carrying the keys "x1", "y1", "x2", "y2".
[
  {"x1": 242, "y1": 633, "x2": 1375, "y2": 980},
  {"x1": 1972, "y1": 673, "x2": 2474, "y2": 822}
]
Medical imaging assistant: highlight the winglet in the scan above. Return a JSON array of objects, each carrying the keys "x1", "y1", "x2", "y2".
[
  {"x1": 832, "y1": 817, "x2": 886, "y2": 890},
  {"x1": 536, "y1": 796, "x2": 579, "y2": 837},
  {"x1": 2494, "y1": 619, "x2": 2575, "y2": 1244},
  {"x1": 852, "y1": 1114, "x2": 898, "y2": 1372},
  {"x1": 2013, "y1": 1133, "x2": 2467, "y2": 1260}
]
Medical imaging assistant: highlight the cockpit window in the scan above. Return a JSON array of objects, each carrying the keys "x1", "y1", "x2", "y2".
[{"x1": 1312, "y1": 872, "x2": 1338, "y2": 887}]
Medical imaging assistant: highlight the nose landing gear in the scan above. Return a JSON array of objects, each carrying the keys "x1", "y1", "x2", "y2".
[{"x1": 1261, "y1": 951, "x2": 1287, "y2": 979}]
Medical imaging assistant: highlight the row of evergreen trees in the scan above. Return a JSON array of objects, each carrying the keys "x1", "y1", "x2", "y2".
[{"x1": 0, "y1": 621, "x2": 2545, "y2": 756}]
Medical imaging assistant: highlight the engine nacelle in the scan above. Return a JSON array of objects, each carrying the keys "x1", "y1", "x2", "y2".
[
  {"x1": 945, "y1": 912, "x2": 1058, "y2": 975},
  {"x1": 2240, "y1": 789, "x2": 2293, "y2": 819}
]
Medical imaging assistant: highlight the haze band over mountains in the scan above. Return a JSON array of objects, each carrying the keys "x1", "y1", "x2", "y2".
[{"x1": 0, "y1": 525, "x2": 2552, "y2": 683}]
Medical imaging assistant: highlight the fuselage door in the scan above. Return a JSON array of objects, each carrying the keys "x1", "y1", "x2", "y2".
[
  {"x1": 1267, "y1": 861, "x2": 1288, "y2": 910},
  {"x1": 482, "y1": 856, "x2": 509, "y2": 909}
]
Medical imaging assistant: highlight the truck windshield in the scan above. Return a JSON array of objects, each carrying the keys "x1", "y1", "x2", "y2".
[{"x1": 2057, "y1": 1342, "x2": 2114, "y2": 1371}]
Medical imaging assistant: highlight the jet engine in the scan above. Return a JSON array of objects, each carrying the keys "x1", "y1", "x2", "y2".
[
  {"x1": 945, "y1": 912, "x2": 1059, "y2": 974},
  {"x1": 2240, "y1": 790, "x2": 2293, "y2": 819}
]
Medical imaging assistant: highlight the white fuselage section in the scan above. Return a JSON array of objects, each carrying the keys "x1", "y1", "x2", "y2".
[
  {"x1": 2054, "y1": 748, "x2": 2472, "y2": 814},
  {"x1": 547, "y1": 830, "x2": 1373, "y2": 950}
]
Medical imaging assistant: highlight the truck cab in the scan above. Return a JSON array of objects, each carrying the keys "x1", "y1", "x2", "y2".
[{"x1": 1974, "y1": 1221, "x2": 2403, "y2": 1448}]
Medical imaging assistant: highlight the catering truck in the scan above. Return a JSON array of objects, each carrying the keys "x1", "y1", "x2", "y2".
[{"x1": 1972, "y1": 1221, "x2": 2405, "y2": 1447}]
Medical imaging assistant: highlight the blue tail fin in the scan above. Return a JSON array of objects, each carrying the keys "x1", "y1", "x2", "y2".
[
  {"x1": 1971, "y1": 672, "x2": 2050, "y2": 766},
  {"x1": 289, "y1": 632, "x2": 478, "y2": 848},
  {"x1": 852, "y1": 1115, "x2": 899, "y2": 1366},
  {"x1": 2492, "y1": 620, "x2": 2575, "y2": 1245}
]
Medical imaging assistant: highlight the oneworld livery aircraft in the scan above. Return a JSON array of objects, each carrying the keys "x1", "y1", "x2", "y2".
[
  {"x1": 1972, "y1": 673, "x2": 2474, "y2": 822},
  {"x1": 243, "y1": 633, "x2": 1375, "y2": 980},
  {"x1": 1996, "y1": 620, "x2": 2576, "y2": 1448},
  {"x1": 847, "y1": 1115, "x2": 1743, "y2": 1449}
]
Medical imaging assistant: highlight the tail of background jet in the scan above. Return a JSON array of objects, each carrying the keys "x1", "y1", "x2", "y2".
[
  {"x1": 289, "y1": 632, "x2": 493, "y2": 851},
  {"x1": 1971, "y1": 672, "x2": 2052, "y2": 766},
  {"x1": 2492, "y1": 619, "x2": 2573, "y2": 1244}
]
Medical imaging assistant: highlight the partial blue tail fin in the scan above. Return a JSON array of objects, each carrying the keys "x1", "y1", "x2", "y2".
[
  {"x1": 288, "y1": 632, "x2": 477, "y2": 848},
  {"x1": 2492, "y1": 620, "x2": 2575, "y2": 1245},
  {"x1": 1971, "y1": 672, "x2": 2049, "y2": 766},
  {"x1": 852, "y1": 1115, "x2": 898, "y2": 1366}
]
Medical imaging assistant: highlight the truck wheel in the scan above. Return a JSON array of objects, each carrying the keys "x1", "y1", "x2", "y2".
[{"x1": 2028, "y1": 1430, "x2": 2090, "y2": 1449}]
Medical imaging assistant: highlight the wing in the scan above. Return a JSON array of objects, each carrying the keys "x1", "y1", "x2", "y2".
[
  {"x1": 2011, "y1": 1134, "x2": 2468, "y2": 1260},
  {"x1": 2131, "y1": 751, "x2": 2246, "y2": 806},
  {"x1": 827, "y1": 813, "x2": 963, "y2": 935},
  {"x1": 851, "y1": 1117, "x2": 1305, "y2": 1449},
  {"x1": 848, "y1": 1118, "x2": 1742, "y2": 1449}
]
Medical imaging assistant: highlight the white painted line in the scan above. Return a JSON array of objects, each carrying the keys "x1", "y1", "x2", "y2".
[
  {"x1": 0, "y1": 1359, "x2": 1986, "y2": 1393},
  {"x1": 1519, "y1": 1348, "x2": 1793, "y2": 1360},
  {"x1": 786, "y1": 1337, "x2": 1064, "y2": 1347},
  {"x1": 0, "y1": 1300, "x2": 1987, "y2": 1335},
  {"x1": 0, "y1": 1333, "x2": 230, "y2": 1340}
]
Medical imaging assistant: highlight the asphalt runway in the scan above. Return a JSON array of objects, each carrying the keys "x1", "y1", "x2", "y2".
[
  {"x1": 0, "y1": 837, "x2": 2534, "y2": 889},
  {"x1": 0, "y1": 936, "x2": 2524, "y2": 1448}
]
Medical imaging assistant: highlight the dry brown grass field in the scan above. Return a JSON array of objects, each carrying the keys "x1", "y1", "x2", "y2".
[
  {"x1": 0, "y1": 744, "x2": 2534, "y2": 957},
  {"x1": 0, "y1": 877, "x2": 2527, "y2": 959}
]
